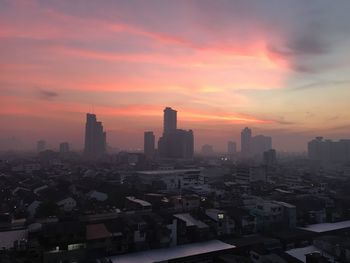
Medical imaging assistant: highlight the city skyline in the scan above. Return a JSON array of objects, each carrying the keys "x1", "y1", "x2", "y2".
[
  {"x1": 1, "y1": 0, "x2": 350, "y2": 151},
  {"x1": 2, "y1": 109, "x2": 350, "y2": 153},
  {"x1": 2, "y1": 2, "x2": 350, "y2": 262}
]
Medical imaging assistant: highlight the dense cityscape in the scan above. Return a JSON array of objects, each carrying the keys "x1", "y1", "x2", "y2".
[
  {"x1": 2, "y1": 1, "x2": 350, "y2": 263},
  {"x1": 0, "y1": 107, "x2": 350, "y2": 263}
]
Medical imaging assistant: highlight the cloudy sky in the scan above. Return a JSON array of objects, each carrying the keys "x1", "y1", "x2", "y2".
[{"x1": 1, "y1": 0, "x2": 350, "y2": 151}]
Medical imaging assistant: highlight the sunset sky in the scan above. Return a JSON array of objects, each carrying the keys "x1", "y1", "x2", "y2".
[{"x1": 1, "y1": 0, "x2": 350, "y2": 152}]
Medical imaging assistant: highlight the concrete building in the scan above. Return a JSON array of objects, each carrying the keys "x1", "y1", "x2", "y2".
[
  {"x1": 84, "y1": 113, "x2": 106, "y2": 158},
  {"x1": 240, "y1": 127, "x2": 272, "y2": 159},
  {"x1": 241, "y1": 127, "x2": 252, "y2": 157},
  {"x1": 163, "y1": 107, "x2": 177, "y2": 133},
  {"x1": 227, "y1": 141, "x2": 237, "y2": 156},
  {"x1": 144, "y1": 131, "x2": 155, "y2": 159},
  {"x1": 308, "y1": 137, "x2": 350, "y2": 162},
  {"x1": 158, "y1": 107, "x2": 194, "y2": 159},
  {"x1": 251, "y1": 135, "x2": 272, "y2": 157},
  {"x1": 201, "y1": 144, "x2": 214, "y2": 156}
]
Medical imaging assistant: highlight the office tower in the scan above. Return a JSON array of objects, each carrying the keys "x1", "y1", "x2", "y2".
[
  {"x1": 201, "y1": 144, "x2": 214, "y2": 156},
  {"x1": 84, "y1": 113, "x2": 106, "y2": 158},
  {"x1": 144, "y1": 131, "x2": 155, "y2": 158},
  {"x1": 251, "y1": 135, "x2": 272, "y2": 156},
  {"x1": 240, "y1": 128, "x2": 272, "y2": 158},
  {"x1": 264, "y1": 149, "x2": 277, "y2": 166},
  {"x1": 241, "y1": 127, "x2": 252, "y2": 157},
  {"x1": 227, "y1": 141, "x2": 237, "y2": 155},
  {"x1": 308, "y1": 137, "x2": 350, "y2": 162},
  {"x1": 59, "y1": 142, "x2": 70, "y2": 153},
  {"x1": 163, "y1": 107, "x2": 177, "y2": 133},
  {"x1": 37, "y1": 140, "x2": 46, "y2": 152},
  {"x1": 158, "y1": 107, "x2": 194, "y2": 159}
]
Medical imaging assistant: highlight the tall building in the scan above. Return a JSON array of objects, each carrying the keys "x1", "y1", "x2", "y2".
[
  {"x1": 308, "y1": 137, "x2": 350, "y2": 162},
  {"x1": 158, "y1": 107, "x2": 194, "y2": 159},
  {"x1": 227, "y1": 141, "x2": 237, "y2": 155},
  {"x1": 59, "y1": 142, "x2": 70, "y2": 153},
  {"x1": 37, "y1": 140, "x2": 46, "y2": 152},
  {"x1": 241, "y1": 127, "x2": 252, "y2": 157},
  {"x1": 84, "y1": 113, "x2": 106, "y2": 158},
  {"x1": 240, "y1": 127, "x2": 272, "y2": 158},
  {"x1": 163, "y1": 107, "x2": 177, "y2": 133},
  {"x1": 144, "y1": 131, "x2": 155, "y2": 158},
  {"x1": 251, "y1": 135, "x2": 272, "y2": 156},
  {"x1": 201, "y1": 144, "x2": 214, "y2": 156}
]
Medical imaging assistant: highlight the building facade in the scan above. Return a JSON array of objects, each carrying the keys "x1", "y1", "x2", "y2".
[{"x1": 84, "y1": 113, "x2": 106, "y2": 158}]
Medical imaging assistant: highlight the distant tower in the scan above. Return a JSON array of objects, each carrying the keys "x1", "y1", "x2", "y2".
[
  {"x1": 59, "y1": 142, "x2": 70, "y2": 153},
  {"x1": 201, "y1": 144, "x2": 214, "y2": 156},
  {"x1": 241, "y1": 127, "x2": 252, "y2": 157},
  {"x1": 163, "y1": 107, "x2": 177, "y2": 134},
  {"x1": 144, "y1": 131, "x2": 155, "y2": 159},
  {"x1": 158, "y1": 107, "x2": 194, "y2": 159},
  {"x1": 37, "y1": 140, "x2": 46, "y2": 152},
  {"x1": 227, "y1": 141, "x2": 237, "y2": 155},
  {"x1": 84, "y1": 113, "x2": 106, "y2": 158}
]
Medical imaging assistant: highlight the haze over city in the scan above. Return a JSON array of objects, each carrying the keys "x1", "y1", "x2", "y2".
[{"x1": 1, "y1": 0, "x2": 350, "y2": 151}]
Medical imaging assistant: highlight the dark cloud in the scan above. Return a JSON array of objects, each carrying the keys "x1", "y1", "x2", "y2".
[{"x1": 37, "y1": 89, "x2": 59, "y2": 100}]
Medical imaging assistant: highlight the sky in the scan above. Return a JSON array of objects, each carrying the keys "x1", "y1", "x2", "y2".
[{"x1": 1, "y1": 0, "x2": 350, "y2": 152}]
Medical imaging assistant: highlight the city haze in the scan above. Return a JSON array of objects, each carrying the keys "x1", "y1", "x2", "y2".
[{"x1": 1, "y1": 0, "x2": 350, "y2": 151}]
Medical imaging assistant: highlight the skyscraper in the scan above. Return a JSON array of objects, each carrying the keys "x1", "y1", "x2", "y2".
[
  {"x1": 241, "y1": 127, "x2": 252, "y2": 157},
  {"x1": 158, "y1": 107, "x2": 194, "y2": 159},
  {"x1": 240, "y1": 128, "x2": 272, "y2": 158},
  {"x1": 163, "y1": 107, "x2": 177, "y2": 133},
  {"x1": 84, "y1": 113, "x2": 106, "y2": 158},
  {"x1": 251, "y1": 135, "x2": 272, "y2": 156},
  {"x1": 201, "y1": 144, "x2": 214, "y2": 156},
  {"x1": 227, "y1": 141, "x2": 237, "y2": 155},
  {"x1": 144, "y1": 131, "x2": 155, "y2": 159}
]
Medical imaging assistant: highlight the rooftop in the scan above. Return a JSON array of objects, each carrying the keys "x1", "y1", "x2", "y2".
[
  {"x1": 107, "y1": 240, "x2": 235, "y2": 263},
  {"x1": 137, "y1": 169, "x2": 201, "y2": 175},
  {"x1": 126, "y1": 196, "x2": 152, "y2": 207},
  {"x1": 299, "y1": 220, "x2": 350, "y2": 233},
  {"x1": 174, "y1": 213, "x2": 208, "y2": 229},
  {"x1": 286, "y1": 245, "x2": 334, "y2": 263}
]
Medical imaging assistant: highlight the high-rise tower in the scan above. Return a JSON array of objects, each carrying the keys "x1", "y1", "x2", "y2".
[
  {"x1": 144, "y1": 131, "x2": 155, "y2": 159},
  {"x1": 158, "y1": 107, "x2": 194, "y2": 159},
  {"x1": 241, "y1": 127, "x2": 252, "y2": 157},
  {"x1": 163, "y1": 107, "x2": 177, "y2": 134},
  {"x1": 84, "y1": 113, "x2": 106, "y2": 158}
]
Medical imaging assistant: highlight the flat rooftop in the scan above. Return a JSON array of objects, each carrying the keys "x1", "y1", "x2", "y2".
[
  {"x1": 299, "y1": 220, "x2": 350, "y2": 233},
  {"x1": 286, "y1": 245, "x2": 334, "y2": 263},
  {"x1": 137, "y1": 169, "x2": 201, "y2": 175},
  {"x1": 174, "y1": 213, "x2": 208, "y2": 229},
  {"x1": 126, "y1": 196, "x2": 151, "y2": 207},
  {"x1": 107, "y1": 240, "x2": 235, "y2": 263}
]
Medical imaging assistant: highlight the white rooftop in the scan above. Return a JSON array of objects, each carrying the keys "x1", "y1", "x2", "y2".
[
  {"x1": 286, "y1": 245, "x2": 335, "y2": 263},
  {"x1": 299, "y1": 220, "x2": 350, "y2": 233},
  {"x1": 174, "y1": 213, "x2": 208, "y2": 229},
  {"x1": 126, "y1": 196, "x2": 151, "y2": 207},
  {"x1": 107, "y1": 240, "x2": 235, "y2": 263}
]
